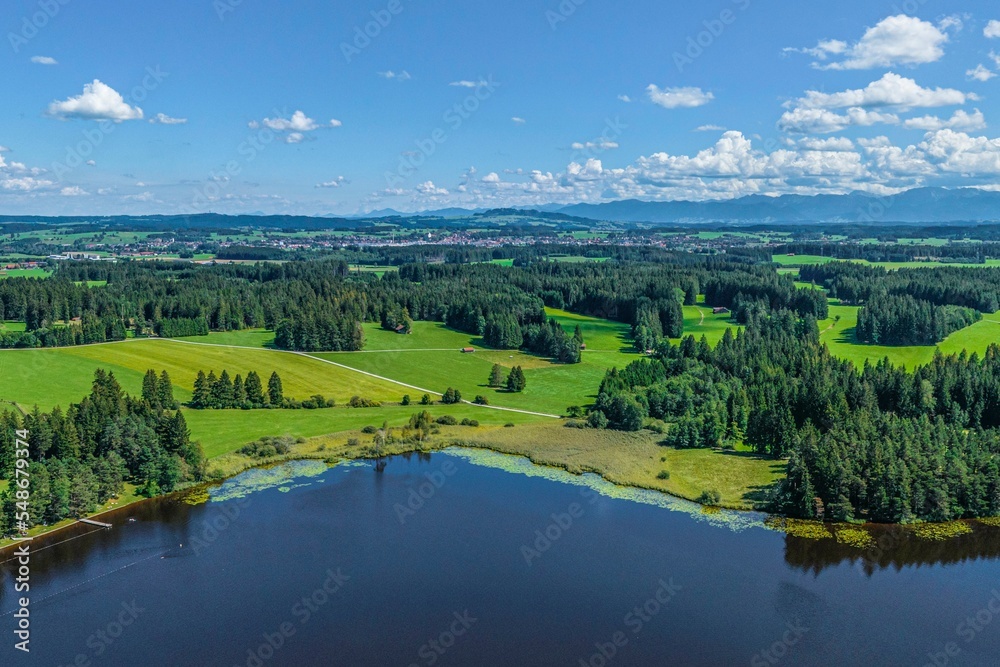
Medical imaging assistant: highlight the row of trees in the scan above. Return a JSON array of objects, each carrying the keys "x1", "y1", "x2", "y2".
[{"x1": 191, "y1": 370, "x2": 285, "y2": 409}]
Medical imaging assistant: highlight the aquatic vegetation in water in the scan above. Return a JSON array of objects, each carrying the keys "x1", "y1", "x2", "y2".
[
  {"x1": 912, "y1": 522, "x2": 973, "y2": 541},
  {"x1": 181, "y1": 489, "x2": 211, "y2": 506},
  {"x1": 834, "y1": 526, "x2": 876, "y2": 550},
  {"x1": 765, "y1": 517, "x2": 833, "y2": 540},
  {"x1": 209, "y1": 460, "x2": 331, "y2": 502},
  {"x1": 444, "y1": 447, "x2": 770, "y2": 534}
]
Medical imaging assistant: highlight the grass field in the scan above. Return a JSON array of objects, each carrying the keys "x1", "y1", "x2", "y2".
[
  {"x1": 0, "y1": 339, "x2": 407, "y2": 410},
  {"x1": 682, "y1": 306, "x2": 740, "y2": 345},
  {"x1": 447, "y1": 423, "x2": 785, "y2": 510},
  {"x1": 0, "y1": 268, "x2": 53, "y2": 279},
  {"x1": 773, "y1": 255, "x2": 1000, "y2": 270},
  {"x1": 315, "y1": 310, "x2": 638, "y2": 417},
  {"x1": 819, "y1": 306, "x2": 1000, "y2": 368}
]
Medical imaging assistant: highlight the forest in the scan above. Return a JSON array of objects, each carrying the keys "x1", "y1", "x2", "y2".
[
  {"x1": 588, "y1": 310, "x2": 1000, "y2": 522},
  {"x1": 0, "y1": 370, "x2": 205, "y2": 534}
]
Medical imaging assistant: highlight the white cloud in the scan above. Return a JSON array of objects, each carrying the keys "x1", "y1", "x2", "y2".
[
  {"x1": 31, "y1": 55, "x2": 57, "y2": 65},
  {"x1": 262, "y1": 110, "x2": 319, "y2": 132},
  {"x1": 482, "y1": 172, "x2": 501, "y2": 183},
  {"x1": 416, "y1": 181, "x2": 448, "y2": 196},
  {"x1": 795, "y1": 15, "x2": 949, "y2": 70},
  {"x1": 378, "y1": 70, "x2": 411, "y2": 80},
  {"x1": 450, "y1": 80, "x2": 488, "y2": 88},
  {"x1": 618, "y1": 95, "x2": 632, "y2": 103},
  {"x1": 571, "y1": 139, "x2": 619, "y2": 151},
  {"x1": 60, "y1": 186, "x2": 89, "y2": 197},
  {"x1": 985, "y1": 20, "x2": 1000, "y2": 39},
  {"x1": 647, "y1": 85, "x2": 714, "y2": 109},
  {"x1": 124, "y1": 192, "x2": 155, "y2": 202},
  {"x1": 1, "y1": 177, "x2": 52, "y2": 192},
  {"x1": 793, "y1": 73, "x2": 972, "y2": 110},
  {"x1": 47, "y1": 80, "x2": 143, "y2": 121},
  {"x1": 968, "y1": 64, "x2": 996, "y2": 82},
  {"x1": 254, "y1": 110, "x2": 340, "y2": 142},
  {"x1": 0, "y1": 146, "x2": 9, "y2": 153},
  {"x1": 904, "y1": 109, "x2": 986, "y2": 132},
  {"x1": 150, "y1": 113, "x2": 188, "y2": 125},
  {"x1": 695, "y1": 124, "x2": 727, "y2": 132},
  {"x1": 316, "y1": 177, "x2": 347, "y2": 188},
  {"x1": 779, "y1": 107, "x2": 899, "y2": 134},
  {"x1": 86, "y1": 160, "x2": 96, "y2": 166},
  {"x1": 796, "y1": 137, "x2": 856, "y2": 151},
  {"x1": 511, "y1": 117, "x2": 527, "y2": 125}
]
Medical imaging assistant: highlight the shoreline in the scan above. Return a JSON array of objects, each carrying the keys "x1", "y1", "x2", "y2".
[{"x1": 3, "y1": 425, "x2": 998, "y2": 554}]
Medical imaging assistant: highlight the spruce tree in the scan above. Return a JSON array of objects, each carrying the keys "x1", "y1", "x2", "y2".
[{"x1": 268, "y1": 372, "x2": 284, "y2": 407}]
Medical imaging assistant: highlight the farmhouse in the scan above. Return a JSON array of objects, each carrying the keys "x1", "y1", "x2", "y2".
[
  {"x1": 461, "y1": 347, "x2": 475, "y2": 354},
  {"x1": 713, "y1": 307, "x2": 730, "y2": 315}
]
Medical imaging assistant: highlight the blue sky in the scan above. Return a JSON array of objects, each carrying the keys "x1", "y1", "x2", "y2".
[{"x1": 3, "y1": 0, "x2": 1000, "y2": 215}]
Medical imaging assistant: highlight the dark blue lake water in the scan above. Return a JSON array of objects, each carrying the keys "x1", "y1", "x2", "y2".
[{"x1": 2, "y1": 448, "x2": 1000, "y2": 666}]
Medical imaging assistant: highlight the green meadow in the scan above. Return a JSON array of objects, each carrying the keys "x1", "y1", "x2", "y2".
[
  {"x1": 818, "y1": 305, "x2": 1000, "y2": 369},
  {"x1": 0, "y1": 268, "x2": 53, "y2": 279},
  {"x1": 772, "y1": 254, "x2": 1000, "y2": 270}
]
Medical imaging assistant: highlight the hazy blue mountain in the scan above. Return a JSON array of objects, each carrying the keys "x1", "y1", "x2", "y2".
[{"x1": 557, "y1": 188, "x2": 1000, "y2": 224}]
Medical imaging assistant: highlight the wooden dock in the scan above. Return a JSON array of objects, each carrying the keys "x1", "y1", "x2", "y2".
[{"x1": 79, "y1": 518, "x2": 112, "y2": 529}]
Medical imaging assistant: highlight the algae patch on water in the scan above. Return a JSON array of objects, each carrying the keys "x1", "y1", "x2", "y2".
[
  {"x1": 209, "y1": 460, "x2": 332, "y2": 502},
  {"x1": 834, "y1": 526, "x2": 876, "y2": 549},
  {"x1": 443, "y1": 447, "x2": 769, "y2": 534},
  {"x1": 912, "y1": 522, "x2": 973, "y2": 541},
  {"x1": 765, "y1": 517, "x2": 833, "y2": 540}
]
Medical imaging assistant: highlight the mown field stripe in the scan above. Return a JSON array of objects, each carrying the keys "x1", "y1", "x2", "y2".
[{"x1": 162, "y1": 339, "x2": 563, "y2": 419}]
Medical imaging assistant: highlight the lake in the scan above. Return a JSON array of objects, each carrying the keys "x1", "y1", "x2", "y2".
[{"x1": 2, "y1": 448, "x2": 1000, "y2": 666}]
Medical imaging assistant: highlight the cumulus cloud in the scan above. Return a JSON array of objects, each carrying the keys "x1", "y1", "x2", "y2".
[
  {"x1": 985, "y1": 20, "x2": 1000, "y2": 39},
  {"x1": 792, "y1": 73, "x2": 972, "y2": 110},
  {"x1": 793, "y1": 15, "x2": 949, "y2": 70},
  {"x1": 378, "y1": 70, "x2": 411, "y2": 81},
  {"x1": 416, "y1": 181, "x2": 448, "y2": 196},
  {"x1": 60, "y1": 186, "x2": 89, "y2": 197},
  {"x1": 0, "y1": 146, "x2": 9, "y2": 153},
  {"x1": 150, "y1": 113, "x2": 188, "y2": 125},
  {"x1": 647, "y1": 85, "x2": 714, "y2": 109},
  {"x1": 779, "y1": 107, "x2": 899, "y2": 134},
  {"x1": 571, "y1": 139, "x2": 619, "y2": 151},
  {"x1": 47, "y1": 80, "x2": 143, "y2": 121},
  {"x1": 31, "y1": 55, "x2": 57, "y2": 65},
  {"x1": 316, "y1": 177, "x2": 347, "y2": 188},
  {"x1": 968, "y1": 64, "x2": 996, "y2": 82},
  {"x1": 262, "y1": 110, "x2": 319, "y2": 132},
  {"x1": 618, "y1": 95, "x2": 632, "y2": 103},
  {"x1": 253, "y1": 110, "x2": 340, "y2": 143},
  {"x1": 904, "y1": 109, "x2": 986, "y2": 132}
]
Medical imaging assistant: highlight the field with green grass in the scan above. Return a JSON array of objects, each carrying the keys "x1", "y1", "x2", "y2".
[
  {"x1": 0, "y1": 268, "x2": 53, "y2": 279},
  {"x1": 819, "y1": 305, "x2": 1000, "y2": 369},
  {"x1": 0, "y1": 339, "x2": 407, "y2": 410},
  {"x1": 772, "y1": 254, "x2": 1000, "y2": 270},
  {"x1": 315, "y1": 310, "x2": 638, "y2": 417}
]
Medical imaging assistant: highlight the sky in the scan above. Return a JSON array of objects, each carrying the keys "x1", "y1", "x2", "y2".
[{"x1": 3, "y1": 0, "x2": 1000, "y2": 216}]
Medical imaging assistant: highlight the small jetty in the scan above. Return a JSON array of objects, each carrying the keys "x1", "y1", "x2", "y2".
[{"x1": 78, "y1": 518, "x2": 112, "y2": 529}]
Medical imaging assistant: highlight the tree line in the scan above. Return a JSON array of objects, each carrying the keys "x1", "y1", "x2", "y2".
[
  {"x1": 587, "y1": 310, "x2": 1000, "y2": 523},
  {"x1": 0, "y1": 370, "x2": 205, "y2": 535}
]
